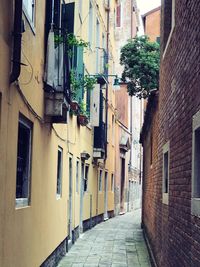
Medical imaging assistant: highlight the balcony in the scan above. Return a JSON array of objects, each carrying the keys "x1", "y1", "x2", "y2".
[
  {"x1": 44, "y1": 27, "x2": 70, "y2": 123},
  {"x1": 93, "y1": 122, "x2": 106, "y2": 159},
  {"x1": 44, "y1": 2, "x2": 76, "y2": 123}
]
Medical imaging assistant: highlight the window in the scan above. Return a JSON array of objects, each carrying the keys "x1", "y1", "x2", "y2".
[
  {"x1": 96, "y1": 19, "x2": 100, "y2": 73},
  {"x1": 84, "y1": 165, "x2": 89, "y2": 192},
  {"x1": 116, "y1": 3, "x2": 121, "y2": 27},
  {"x1": 192, "y1": 110, "x2": 200, "y2": 215},
  {"x1": 53, "y1": 0, "x2": 61, "y2": 29},
  {"x1": 163, "y1": 0, "x2": 175, "y2": 55},
  {"x1": 16, "y1": 114, "x2": 32, "y2": 208},
  {"x1": 99, "y1": 170, "x2": 103, "y2": 191},
  {"x1": 23, "y1": 0, "x2": 35, "y2": 28},
  {"x1": 162, "y1": 142, "x2": 170, "y2": 204},
  {"x1": 107, "y1": 122, "x2": 110, "y2": 143},
  {"x1": 76, "y1": 160, "x2": 79, "y2": 193},
  {"x1": 111, "y1": 174, "x2": 114, "y2": 192},
  {"x1": 88, "y1": 2, "x2": 93, "y2": 46},
  {"x1": 101, "y1": 34, "x2": 106, "y2": 73},
  {"x1": 56, "y1": 147, "x2": 63, "y2": 198}
]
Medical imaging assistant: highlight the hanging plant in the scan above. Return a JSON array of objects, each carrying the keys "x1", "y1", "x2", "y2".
[
  {"x1": 67, "y1": 33, "x2": 89, "y2": 48},
  {"x1": 70, "y1": 70, "x2": 82, "y2": 99},
  {"x1": 83, "y1": 76, "x2": 97, "y2": 91}
]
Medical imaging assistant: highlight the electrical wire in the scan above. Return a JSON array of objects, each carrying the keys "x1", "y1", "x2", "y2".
[
  {"x1": 20, "y1": 48, "x2": 34, "y2": 85},
  {"x1": 16, "y1": 81, "x2": 69, "y2": 143},
  {"x1": 52, "y1": 125, "x2": 68, "y2": 142},
  {"x1": 75, "y1": 10, "x2": 90, "y2": 35},
  {"x1": 16, "y1": 81, "x2": 44, "y2": 123}
]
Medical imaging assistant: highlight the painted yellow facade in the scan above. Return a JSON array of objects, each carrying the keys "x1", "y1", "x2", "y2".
[{"x1": 0, "y1": 0, "x2": 119, "y2": 266}]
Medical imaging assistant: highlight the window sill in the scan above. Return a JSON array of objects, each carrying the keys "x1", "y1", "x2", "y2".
[
  {"x1": 15, "y1": 198, "x2": 30, "y2": 209},
  {"x1": 162, "y1": 193, "x2": 169, "y2": 205},
  {"x1": 192, "y1": 198, "x2": 200, "y2": 216},
  {"x1": 56, "y1": 194, "x2": 62, "y2": 200}
]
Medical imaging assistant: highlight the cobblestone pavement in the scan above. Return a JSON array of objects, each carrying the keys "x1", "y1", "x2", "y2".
[{"x1": 57, "y1": 209, "x2": 151, "y2": 267}]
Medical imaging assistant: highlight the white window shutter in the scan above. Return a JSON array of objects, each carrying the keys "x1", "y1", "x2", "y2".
[{"x1": 90, "y1": 84, "x2": 100, "y2": 126}]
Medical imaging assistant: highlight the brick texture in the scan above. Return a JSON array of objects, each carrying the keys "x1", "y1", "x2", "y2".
[{"x1": 141, "y1": 1, "x2": 200, "y2": 266}]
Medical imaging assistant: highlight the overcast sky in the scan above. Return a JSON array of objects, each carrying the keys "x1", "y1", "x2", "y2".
[
  {"x1": 136, "y1": 0, "x2": 161, "y2": 34},
  {"x1": 137, "y1": 0, "x2": 161, "y2": 15}
]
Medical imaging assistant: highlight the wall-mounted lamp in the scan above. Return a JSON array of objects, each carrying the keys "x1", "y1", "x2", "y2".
[
  {"x1": 87, "y1": 74, "x2": 121, "y2": 88},
  {"x1": 113, "y1": 77, "x2": 120, "y2": 86}
]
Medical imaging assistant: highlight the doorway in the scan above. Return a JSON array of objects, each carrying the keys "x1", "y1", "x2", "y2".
[
  {"x1": 68, "y1": 157, "x2": 73, "y2": 243},
  {"x1": 104, "y1": 171, "x2": 108, "y2": 220},
  {"x1": 79, "y1": 162, "x2": 84, "y2": 233},
  {"x1": 120, "y1": 158, "x2": 125, "y2": 213}
]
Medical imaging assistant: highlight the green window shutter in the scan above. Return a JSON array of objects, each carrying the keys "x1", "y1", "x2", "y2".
[
  {"x1": 75, "y1": 46, "x2": 84, "y2": 102},
  {"x1": 86, "y1": 88, "x2": 91, "y2": 118}
]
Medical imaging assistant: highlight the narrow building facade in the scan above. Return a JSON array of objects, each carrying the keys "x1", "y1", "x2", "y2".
[{"x1": 141, "y1": 1, "x2": 200, "y2": 266}]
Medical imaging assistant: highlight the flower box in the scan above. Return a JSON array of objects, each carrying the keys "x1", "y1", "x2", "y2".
[{"x1": 77, "y1": 114, "x2": 89, "y2": 126}]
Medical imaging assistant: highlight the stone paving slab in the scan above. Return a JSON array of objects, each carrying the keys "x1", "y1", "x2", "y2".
[{"x1": 57, "y1": 209, "x2": 151, "y2": 267}]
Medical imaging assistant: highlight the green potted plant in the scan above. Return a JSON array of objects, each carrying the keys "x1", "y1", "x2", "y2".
[
  {"x1": 77, "y1": 101, "x2": 89, "y2": 126},
  {"x1": 70, "y1": 70, "x2": 81, "y2": 115},
  {"x1": 83, "y1": 76, "x2": 97, "y2": 91}
]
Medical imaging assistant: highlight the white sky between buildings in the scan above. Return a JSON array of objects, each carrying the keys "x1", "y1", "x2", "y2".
[
  {"x1": 137, "y1": 0, "x2": 161, "y2": 35},
  {"x1": 137, "y1": 0, "x2": 161, "y2": 15}
]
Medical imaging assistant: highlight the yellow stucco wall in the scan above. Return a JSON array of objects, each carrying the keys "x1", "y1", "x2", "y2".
[{"x1": 0, "y1": 1, "x2": 118, "y2": 266}]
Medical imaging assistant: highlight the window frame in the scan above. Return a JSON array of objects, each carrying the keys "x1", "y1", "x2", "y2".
[
  {"x1": 111, "y1": 173, "x2": 114, "y2": 192},
  {"x1": 15, "y1": 114, "x2": 33, "y2": 208},
  {"x1": 84, "y1": 165, "x2": 89, "y2": 192},
  {"x1": 56, "y1": 146, "x2": 63, "y2": 199},
  {"x1": 23, "y1": 0, "x2": 36, "y2": 32},
  {"x1": 192, "y1": 110, "x2": 200, "y2": 215},
  {"x1": 162, "y1": 141, "x2": 170, "y2": 205},
  {"x1": 116, "y1": 2, "x2": 122, "y2": 28}
]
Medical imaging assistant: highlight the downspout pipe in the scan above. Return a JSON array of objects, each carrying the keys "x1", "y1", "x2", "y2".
[
  {"x1": 10, "y1": 0, "x2": 23, "y2": 83},
  {"x1": 105, "y1": 0, "x2": 110, "y2": 160}
]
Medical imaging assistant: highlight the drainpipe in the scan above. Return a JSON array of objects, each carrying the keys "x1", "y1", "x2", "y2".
[
  {"x1": 105, "y1": 0, "x2": 110, "y2": 160},
  {"x1": 10, "y1": 0, "x2": 23, "y2": 83}
]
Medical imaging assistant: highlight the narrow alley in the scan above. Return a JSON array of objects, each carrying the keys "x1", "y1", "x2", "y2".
[{"x1": 57, "y1": 210, "x2": 151, "y2": 267}]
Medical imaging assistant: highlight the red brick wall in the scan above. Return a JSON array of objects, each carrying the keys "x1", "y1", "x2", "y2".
[
  {"x1": 115, "y1": 84, "x2": 129, "y2": 128},
  {"x1": 142, "y1": 1, "x2": 200, "y2": 266},
  {"x1": 144, "y1": 7, "x2": 161, "y2": 42}
]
